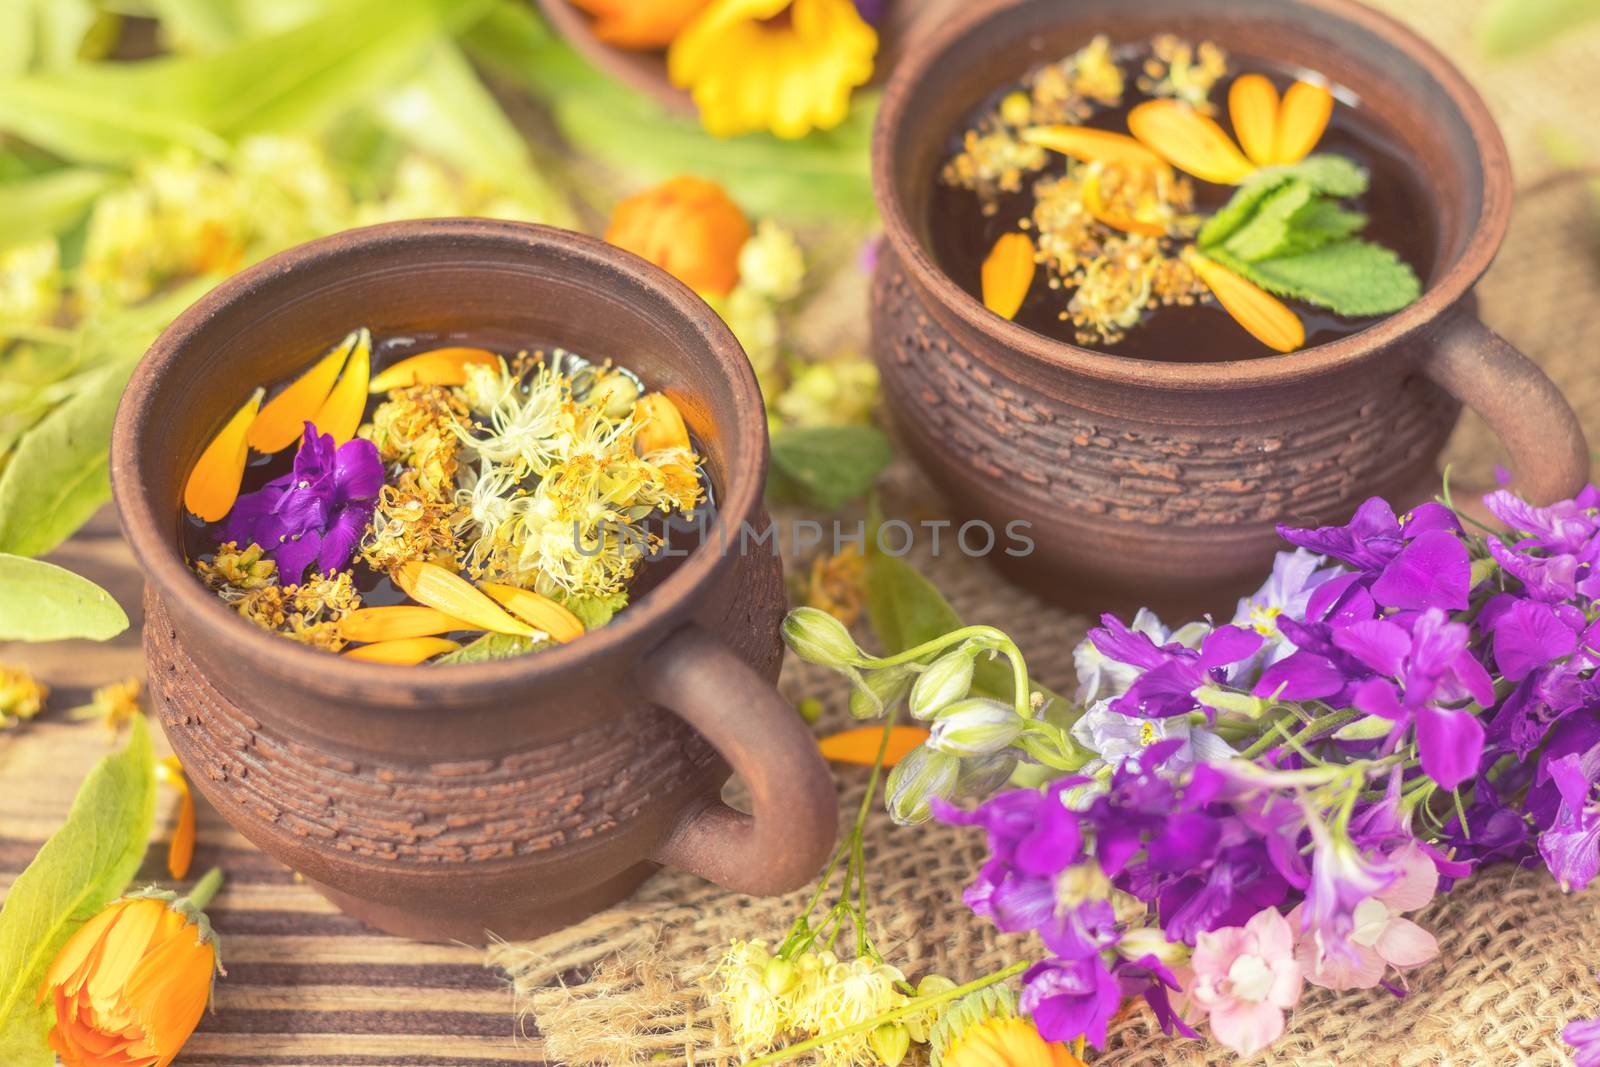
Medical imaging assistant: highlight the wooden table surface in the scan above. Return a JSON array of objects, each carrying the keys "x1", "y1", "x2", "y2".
[{"x1": 0, "y1": 510, "x2": 545, "y2": 1067}]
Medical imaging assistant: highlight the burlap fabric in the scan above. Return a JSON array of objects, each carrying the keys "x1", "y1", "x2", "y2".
[{"x1": 488, "y1": 2, "x2": 1600, "y2": 1062}]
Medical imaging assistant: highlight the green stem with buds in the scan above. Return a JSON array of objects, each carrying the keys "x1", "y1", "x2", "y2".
[{"x1": 851, "y1": 625, "x2": 1034, "y2": 720}]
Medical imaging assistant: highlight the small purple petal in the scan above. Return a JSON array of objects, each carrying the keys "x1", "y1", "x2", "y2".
[
  {"x1": 1415, "y1": 704, "x2": 1485, "y2": 790},
  {"x1": 1371, "y1": 529, "x2": 1470, "y2": 611}
]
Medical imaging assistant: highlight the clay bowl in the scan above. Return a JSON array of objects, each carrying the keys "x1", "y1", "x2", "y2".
[
  {"x1": 535, "y1": 0, "x2": 960, "y2": 114},
  {"x1": 871, "y1": 0, "x2": 1590, "y2": 618},
  {"x1": 110, "y1": 219, "x2": 838, "y2": 943}
]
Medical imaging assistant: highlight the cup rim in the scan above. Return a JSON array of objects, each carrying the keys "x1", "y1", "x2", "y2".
[
  {"x1": 110, "y1": 218, "x2": 768, "y2": 701},
  {"x1": 872, "y1": 0, "x2": 1512, "y2": 389}
]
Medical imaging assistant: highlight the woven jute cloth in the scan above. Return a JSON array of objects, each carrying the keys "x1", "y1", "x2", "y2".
[{"x1": 489, "y1": 2, "x2": 1600, "y2": 1062}]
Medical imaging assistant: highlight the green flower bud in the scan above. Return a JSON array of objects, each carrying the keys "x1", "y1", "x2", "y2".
[
  {"x1": 763, "y1": 956, "x2": 797, "y2": 996},
  {"x1": 927, "y1": 698, "x2": 1024, "y2": 757},
  {"x1": 909, "y1": 647, "x2": 976, "y2": 720},
  {"x1": 886, "y1": 745, "x2": 960, "y2": 824},
  {"x1": 954, "y1": 752, "x2": 1018, "y2": 800},
  {"x1": 1333, "y1": 713, "x2": 1396, "y2": 741},
  {"x1": 1115, "y1": 925, "x2": 1189, "y2": 966},
  {"x1": 1470, "y1": 555, "x2": 1498, "y2": 589},
  {"x1": 848, "y1": 665, "x2": 914, "y2": 720},
  {"x1": 906, "y1": 974, "x2": 959, "y2": 1042},
  {"x1": 796, "y1": 697, "x2": 824, "y2": 724},
  {"x1": 1192, "y1": 684, "x2": 1268, "y2": 719},
  {"x1": 868, "y1": 1022, "x2": 911, "y2": 1067},
  {"x1": 781, "y1": 607, "x2": 860, "y2": 668}
]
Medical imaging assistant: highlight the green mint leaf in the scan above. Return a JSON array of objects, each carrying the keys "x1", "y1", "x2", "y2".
[
  {"x1": 1214, "y1": 239, "x2": 1422, "y2": 317},
  {"x1": 436, "y1": 632, "x2": 547, "y2": 664},
  {"x1": 0, "y1": 553, "x2": 128, "y2": 642},
  {"x1": 0, "y1": 716, "x2": 154, "y2": 1063},
  {"x1": 1199, "y1": 155, "x2": 1369, "y2": 251},
  {"x1": 769, "y1": 425, "x2": 894, "y2": 511},
  {"x1": 1277, "y1": 199, "x2": 1368, "y2": 256},
  {"x1": 1219, "y1": 181, "x2": 1316, "y2": 261},
  {"x1": 556, "y1": 590, "x2": 628, "y2": 631},
  {"x1": 1199, "y1": 174, "x2": 1295, "y2": 249}
]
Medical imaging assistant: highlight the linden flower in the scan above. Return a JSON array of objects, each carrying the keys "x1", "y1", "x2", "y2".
[
  {"x1": 668, "y1": 0, "x2": 878, "y2": 140},
  {"x1": 0, "y1": 664, "x2": 48, "y2": 728},
  {"x1": 0, "y1": 238, "x2": 62, "y2": 324},
  {"x1": 40, "y1": 870, "x2": 225, "y2": 1067},
  {"x1": 68, "y1": 678, "x2": 144, "y2": 735}
]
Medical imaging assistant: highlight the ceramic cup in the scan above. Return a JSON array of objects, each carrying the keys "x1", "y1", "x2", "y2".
[
  {"x1": 871, "y1": 0, "x2": 1590, "y2": 617},
  {"x1": 111, "y1": 219, "x2": 837, "y2": 943}
]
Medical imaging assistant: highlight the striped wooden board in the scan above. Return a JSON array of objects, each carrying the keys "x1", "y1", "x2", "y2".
[{"x1": 0, "y1": 511, "x2": 547, "y2": 1066}]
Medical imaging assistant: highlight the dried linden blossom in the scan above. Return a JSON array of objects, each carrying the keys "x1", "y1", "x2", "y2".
[
  {"x1": 360, "y1": 384, "x2": 469, "y2": 501},
  {"x1": 361, "y1": 471, "x2": 466, "y2": 573},
  {"x1": 1138, "y1": 33, "x2": 1230, "y2": 113},
  {"x1": 233, "y1": 571, "x2": 362, "y2": 651},
  {"x1": 0, "y1": 666, "x2": 48, "y2": 728},
  {"x1": 194, "y1": 541, "x2": 277, "y2": 601}
]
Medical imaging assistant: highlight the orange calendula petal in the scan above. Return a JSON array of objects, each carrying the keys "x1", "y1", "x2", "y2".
[
  {"x1": 1081, "y1": 171, "x2": 1167, "y2": 237},
  {"x1": 337, "y1": 605, "x2": 475, "y2": 643},
  {"x1": 1229, "y1": 73, "x2": 1281, "y2": 167},
  {"x1": 155, "y1": 757, "x2": 195, "y2": 881},
  {"x1": 478, "y1": 583, "x2": 585, "y2": 643},
  {"x1": 246, "y1": 330, "x2": 356, "y2": 453},
  {"x1": 1021, "y1": 125, "x2": 1168, "y2": 170},
  {"x1": 634, "y1": 392, "x2": 691, "y2": 454},
  {"x1": 312, "y1": 327, "x2": 371, "y2": 445},
  {"x1": 392, "y1": 561, "x2": 539, "y2": 638},
  {"x1": 1127, "y1": 100, "x2": 1257, "y2": 185},
  {"x1": 817, "y1": 725, "x2": 930, "y2": 767},
  {"x1": 1189, "y1": 253, "x2": 1306, "y2": 353},
  {"x1": 183, "y1": 387, "x2": 263, "y2": 522},
  {"x1": 980, "y1": 232, "x2": 1037, "y2": 319},
  {"x1": 1274, "y1": 80, "x2": 1333, "y2": 164},
  {"x1": 368, "y1": 347, "x2": 499, "y2": 393},
  {"x1": 342, "y1": 637, "x2": 462, "y2": 665}
]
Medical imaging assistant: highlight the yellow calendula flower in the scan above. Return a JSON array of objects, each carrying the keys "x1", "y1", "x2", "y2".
[
  {"x1": 668, "y1": 0, "x2": 878, "y2": 139},
  {"x1": 0, "y1": 665, "x2": 48, "y2": 728},
  {"x1": 943, "y1": 1015, "x2": 1087, "y2": 1067}
]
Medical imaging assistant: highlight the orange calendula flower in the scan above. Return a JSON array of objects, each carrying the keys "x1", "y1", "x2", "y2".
[
  {"x1": 246, "y1": 330, "x2": 357, "y2": 454},
  {"x1": 312, "y1": 327, "x2": 372, "y2": 445},
  {"x1": 817, "y1": 725, "x2": 929, "y2": 767},
  {"x1": 943, "y1": 1014, "x2": 1087, "y2": 1067},
  {"x1": 155, "y1": 757, "x2": 196, "y2": 881},
  {"x1": 570, "y1": 0, "x2": 712, "y2": 49},
  {"x1": 183, "y1": 387, "x2": 263, "y2": 522},
  {"x1": 367, "y1": 347, "x2": 499, "y2": 393},
  {"x1": 41, "y1": 868, "x2": 225, "y2": 1067},
  {"x1": 668, "y1": 0, "x2": 877, "y2": 139},
  {"x1": 607, "y1": 177, "x2": 751, "y2": 296},
  {"x1": 1128, "y1": 76, "x2": 1333, "y2": 183},
  {"x1": 1021, "y1": 125, "x2": 1168, "y2": 171},
  {"x1": 1188, "y1": 251, "x2": 1305, "y2": 352},
  {"x1": 981, "y1": 233, "x2": 1037, "y2": 320},
  {"x1": 342, "y1": 636, "x2": 462, "y2": 664}
]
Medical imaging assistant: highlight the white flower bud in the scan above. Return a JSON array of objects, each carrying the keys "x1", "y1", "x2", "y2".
[
  {"x1": 781, "y1": 607, "x2": 860, "y2": 668},
  {"x1": 849, "y1": 665, "x2": 914, "y2": 720},
  {"x1": 954, "y1": 752, "x2": 1018, "y2": 799},
  {"x1": 927, "y1": 698, "x2": 1024, "y2": 757},
  {"x1": 909, "y1": 647, "x2": 976, "y2": 720},
  {"x1": 1115, "y1": 926, "x2": 1189, "y2": 966},
  {"x1": 886, "y1": 745, "x2": 960, "y2": 824}
]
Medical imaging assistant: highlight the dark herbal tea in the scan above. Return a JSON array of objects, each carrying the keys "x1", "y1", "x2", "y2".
[
  {"x1": 180, "y1": 328, "x2": 713, "y2": 665},
  {"x1": 928, "y1": 34, "x2": 1433, "y2": 361}
]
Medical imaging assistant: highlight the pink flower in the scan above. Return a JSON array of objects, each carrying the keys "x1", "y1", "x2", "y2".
[
  {"x1": 1189, "y1": 907, "x2": 1303, "y2": 1056},
  {"x1": 1289, "y1": 842, "x2": 1440, "y2": 991}
]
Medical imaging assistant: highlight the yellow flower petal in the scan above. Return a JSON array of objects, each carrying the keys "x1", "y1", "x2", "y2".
[
  {"x1": 342, "y1": 637, "x2": 462, "y2": 665},
  {"x1": 392, "y1": 561, "x2": 539, "y2": 638},
  {"x1": 368, "y1": 347, "x2": 499, "y2": 393},
  {"x1": 817, "y1": 725, "x2": 928, "y2": 766},
  {"x1": 155, "y1": 757, "x2": 195, "y2": 881},
  {"x1": 980, "y1": 232, "x2": 1037, "y2": 320},
  {"x1": 478, "y1": 583, "x2": 586, "y2": 643},
  {"x1": 1020, "y1": 125, "x2": 1168, "y2": 170},
  {"x1": 1127, "y1": 99, "x2": 1256, "y2": 184},
  {"x1": 634, "y1": 392, "x2": 692, "y2": 454},
  {"x1": 1189, "y1": 253, "x2": 1305, "y2": 353},
  {"x1": 337, "y1": 605, "x2": 475, "y2": 643},
  {"x1": 183, "y1": 387, "x2": 263, "y2": 522},
  {"x1": 312, "y1": 327, "x2": 371, "y2": 445},
  {"x1": 1274, "y1": 80, "x2": 1333, "y2": 165},
  {"x1": 1228, "y1": 73, "x2": 1280, "y2": 167},
  {"x1": 246, "y1": 330, "x2": 355, "y2": 453}
]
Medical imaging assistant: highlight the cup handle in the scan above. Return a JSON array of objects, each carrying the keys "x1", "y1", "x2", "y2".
[
  {"x1": 1422, "y1": 309, "x2": 1590, "y2": 504},
  {"x1": 635, "y1": 624, "x2": 838, "y2": 896}
]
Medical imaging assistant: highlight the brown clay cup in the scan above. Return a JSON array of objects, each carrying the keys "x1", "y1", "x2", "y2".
[
  {"x1": 110, "y1": 219, "x2": 838, "y2": 943},
  {"x1": 872, "y1": 0, "x2": 1591, "y2": 617}
]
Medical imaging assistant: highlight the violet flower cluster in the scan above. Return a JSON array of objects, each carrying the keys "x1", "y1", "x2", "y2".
[{"x1": 932, "y1": 486, "x2": 1600, "y2": 1057}]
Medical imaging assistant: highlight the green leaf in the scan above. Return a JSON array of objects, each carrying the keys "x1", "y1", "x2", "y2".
[
  {"x1": 1275, "y1": 199, "x2": 1367, "y2": 257},
  {"x1": 0, "y1": 554, "x2": 127, "y2": 641},
  {"x1": 1199, "y1": 155, "x2": 1368, "y2": 250},
  {"x1": 1213, "y1": 239, "x2": 1422, "y2": 317},
  {"x1": 769, "y1": 425, "x2": 893, "y2": 511},
  {"x1": 556, "y1": 589, "x2": 628, "y2": 631},
  {"x1": 436, "y1": 632, "x2": 546, "y2": 664},
  {"x1": 1479, "y1": 0, "x2": 1600, "y2": 56},
  {"x1": 0, "y1": 167, "x2": 117, "y2": 249},
  {"x1": 1217, "y1": 181, "x2": 1315, "y2": 261},
  {"x1": 0, "y1": 716, "x2": 155, "y2": 1064},
  {"x1": 0, "y1": 0, "x2": 100, "y2": 79}
]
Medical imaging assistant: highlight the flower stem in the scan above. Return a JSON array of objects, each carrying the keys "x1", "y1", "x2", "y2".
[
  {"x1": 854, "y1": 626, "x2": 1035, "y2": 719},
  {"x1": 183, "y1": 867, "x2": 225, "y2": 911},
  {"x1": 740, "y1": 960, "x2": 1031, "y2": 1067}
]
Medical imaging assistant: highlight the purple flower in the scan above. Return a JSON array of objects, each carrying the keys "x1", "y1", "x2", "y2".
[
  {"x1": 1232, "y1": 549, "x2": 1347, "y2": 672},
  {"x1": 1492, "y1": 598, "x2": 1582, "y2": 682},
  {"x1": 1566, "y1": 1017, "x2": 1600, "y2": 1067},
  {"x1": 222, "y1": 422, "x2": 383, "y2": 583},
  {"x1": 1369, "y1": 529, "x2": 1471, "y2": 612},
  {"x1": 1278, "y1": 498, "x2": 1408, "y2": 573},
  {"x1": 1484, "y1": 486, "x2": 1600, "y2": 556},
  {"x1": 1538, "y1": 742, "x2": 1600, "y2": 892},
  {"x1": 1343, "y1": 609, "x2": 1495, "y2": 790},
  {"x1": 1302, "y1": 816, "x2": 1396, "y2": 959},
  {"x1": 1021, "y1": 956, "x2": 1122, "y2": 1049},
  {"x1": 1087, "y1": 615, "x2": 1262, "y2": 719}
]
